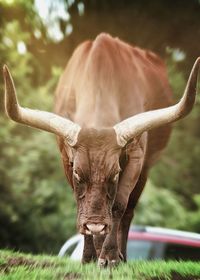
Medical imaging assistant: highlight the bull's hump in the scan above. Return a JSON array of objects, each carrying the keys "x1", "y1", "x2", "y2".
[
  {"x1": 93, "y1": 33, "x2": 117, "y2": 47},
  {"x1": 92, "y1": 33, "x2": 164, "y2": 69},
  {"x1": 92, "y1": 33, "x2": 128, "y2": 54}
]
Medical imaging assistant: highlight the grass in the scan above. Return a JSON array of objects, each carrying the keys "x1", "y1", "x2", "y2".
[{"x1": 0, "y1": 250, "x2": 200, "y2": 280}]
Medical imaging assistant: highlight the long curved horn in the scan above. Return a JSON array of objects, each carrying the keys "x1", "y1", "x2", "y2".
[
  {"x1": 114, "y1": 57, "x2": 200, "y2": 147},
  {"x1": 3, "y1": 65, "x2": 81, "y2": 146}
]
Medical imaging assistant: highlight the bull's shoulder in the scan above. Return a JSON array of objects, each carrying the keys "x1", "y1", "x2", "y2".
[
  {"x1": 93, "y1": 34, "x2": 164, "y2": 66},
  {"x1": 144, "y1": 50, "x2": 165, "y2": 67},
  {"x1": 92, "y1": 34, "x2": 167, "y2": 77},
  {"x1": 131, "y1": 46, "x2": 166, "y2": 71}
]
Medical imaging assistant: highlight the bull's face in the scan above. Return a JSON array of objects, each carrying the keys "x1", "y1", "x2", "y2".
[{"x1": 69, "y1": 128, "x2": 121, "y2": 235}]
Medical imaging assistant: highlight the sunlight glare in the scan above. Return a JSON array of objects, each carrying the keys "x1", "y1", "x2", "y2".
[{"x1": 17, "y1": 41, "x2": 27, "y2": 55}]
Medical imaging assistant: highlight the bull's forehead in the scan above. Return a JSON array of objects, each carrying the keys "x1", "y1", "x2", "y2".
[
  {"x1": 74, "y1": 148, "x2": 120, "y2": 183},
  {"x1": 76, "y1": 127, "x2": 119, "y2": 148},
  {"x1": 73, "y1": 128, "x2": 121, "y2": 181}
]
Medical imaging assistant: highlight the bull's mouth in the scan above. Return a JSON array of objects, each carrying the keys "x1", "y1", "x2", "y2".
[{"x1": 80, "y1": 223, "x2": 109, "y2": 235}]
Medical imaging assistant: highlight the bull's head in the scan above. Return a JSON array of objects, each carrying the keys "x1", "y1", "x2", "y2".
[
  {"x1": 67, "y1": 127, "x2": 121, "y2": 235},
  {"x1": 3, "y1": 57, "x2": 200, "y2": 235}
]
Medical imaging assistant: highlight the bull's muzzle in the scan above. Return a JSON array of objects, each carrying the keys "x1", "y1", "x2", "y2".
[
  {"x1": 80, "y1": 221, "x2": 110, "y2": 235},
  {"x1": 85, "y1": 223, "x2": 107, "y2": 235}
]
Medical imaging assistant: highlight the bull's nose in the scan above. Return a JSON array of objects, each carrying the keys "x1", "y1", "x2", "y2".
[{"x1": 86, "y1": 223, "x2": 106, "y2": 234}]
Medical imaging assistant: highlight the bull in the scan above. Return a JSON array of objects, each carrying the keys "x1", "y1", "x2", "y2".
[{"x1": 3, "y1": 33, "x2": 200, "y2": 267}]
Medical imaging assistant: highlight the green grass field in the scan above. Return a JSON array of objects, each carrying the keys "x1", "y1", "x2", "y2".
[{"x1": 0, "y1": 250, "x2": 200, "y2": 280}]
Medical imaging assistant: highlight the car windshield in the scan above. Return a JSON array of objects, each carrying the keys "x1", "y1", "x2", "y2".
[{"x1": 127, "y1": 240, "x2": 154, "y2": 260}]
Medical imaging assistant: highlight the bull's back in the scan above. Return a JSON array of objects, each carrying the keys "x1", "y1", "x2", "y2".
[{"x1": 55, "y1": 33, "x2": 172, "y2": 120}]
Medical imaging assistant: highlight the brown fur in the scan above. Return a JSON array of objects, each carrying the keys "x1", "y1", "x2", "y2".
[{"x1": 54, "y1": 33, "x2": 173, "y2": 265}]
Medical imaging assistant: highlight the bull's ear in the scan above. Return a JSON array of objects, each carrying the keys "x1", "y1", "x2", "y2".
[
  {"x1": 113, "y1": 57, "x2": 200, "y2": 147},
  {"x1": 3, "y1": 65, "x2": 81, "y2": 146}
]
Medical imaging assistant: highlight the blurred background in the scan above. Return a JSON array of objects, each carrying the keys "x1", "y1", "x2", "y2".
[{"x1": 0, "y1": 0, "x2": 200, "y2": 255}]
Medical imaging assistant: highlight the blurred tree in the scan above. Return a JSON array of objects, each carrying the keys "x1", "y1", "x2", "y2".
[
  {"x1": 66, "y1": 0, "x2": 200, "y2": 72},
  {"x1": 0, "y1": 1, "x2": 76, "y2": 253},
  {"x1": 134, "y1": 180, "x2": 187, "y2": 229},
  {"x1": 150, "y1": 55, "x2": 200, "y2": 208}
]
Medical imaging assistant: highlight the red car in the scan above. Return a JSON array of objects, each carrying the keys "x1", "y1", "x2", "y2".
[
  {"x1": 59, "y1": 226, "x2": 200, "y2": 261},
  {"x1": 127, "y1": 226, "x2": 200, "y2": 261}
]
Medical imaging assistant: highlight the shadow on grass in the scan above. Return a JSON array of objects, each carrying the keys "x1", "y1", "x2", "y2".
[
  {"x1": 0, "y1": 256, "x2": 55, "y2": 272},
  {"x1": 0, "y1": 256, "x2": 81, "y2": 279}
]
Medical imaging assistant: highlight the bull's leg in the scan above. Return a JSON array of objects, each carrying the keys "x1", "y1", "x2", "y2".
[
  {"x1": 93, "y1": 235, "x2": 106, "y2": 258},
  {"x1": 98, "y1": 170, "x2": 147, "y2": 267},
  {"x1": 98, "y1": 136, "x2": 147, "y2": 268},
  {"x1": 98, "y1": 161, "x2": 147, "y2": 267},
  {"x1": 118, "y1": 171, "x2": 148, "y2": 260},
  {"x1": 98, "y1": 180, "x2": 141, "y2": 267},
  {"x1": 98, "y1": 199, "x2": 126, "y2": 268},
  {"x1": 82, "y1": 235, "x2": 97, "y2": 263},
  {"x1": 118, "y1": 207, "x2": 134, "y2": 261}
]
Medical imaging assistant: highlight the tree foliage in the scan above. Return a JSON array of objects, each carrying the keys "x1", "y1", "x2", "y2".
[{"x1": 0, "y1": 1, "x2": 76, "y2": 253}]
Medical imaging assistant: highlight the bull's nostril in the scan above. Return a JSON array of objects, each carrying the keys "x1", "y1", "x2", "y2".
[{"x1": 86, "y1": 223, "x2": 106, "y2": 234}]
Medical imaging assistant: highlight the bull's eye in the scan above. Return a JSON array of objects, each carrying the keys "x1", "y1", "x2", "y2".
[
  {"x1": 112, "y1": 173, "x2": 119, "y2": 183},
  {"x1": 73, "y1": 169, "x2": 86, "y2": 199},
  {"x1": 107, "y1": 173, "x2": 119, "y2": 200},
  {"x1": 73, "y1": 170, "x2": 81, "y2": 183}
]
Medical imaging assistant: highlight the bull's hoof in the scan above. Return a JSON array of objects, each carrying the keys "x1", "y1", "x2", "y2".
[
  {"x1": 98, "y1": 257, "x2": 120, "y2": 268},
  {"x1": 98, "y1": 252, "x2": 123, "y2": 268}
]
